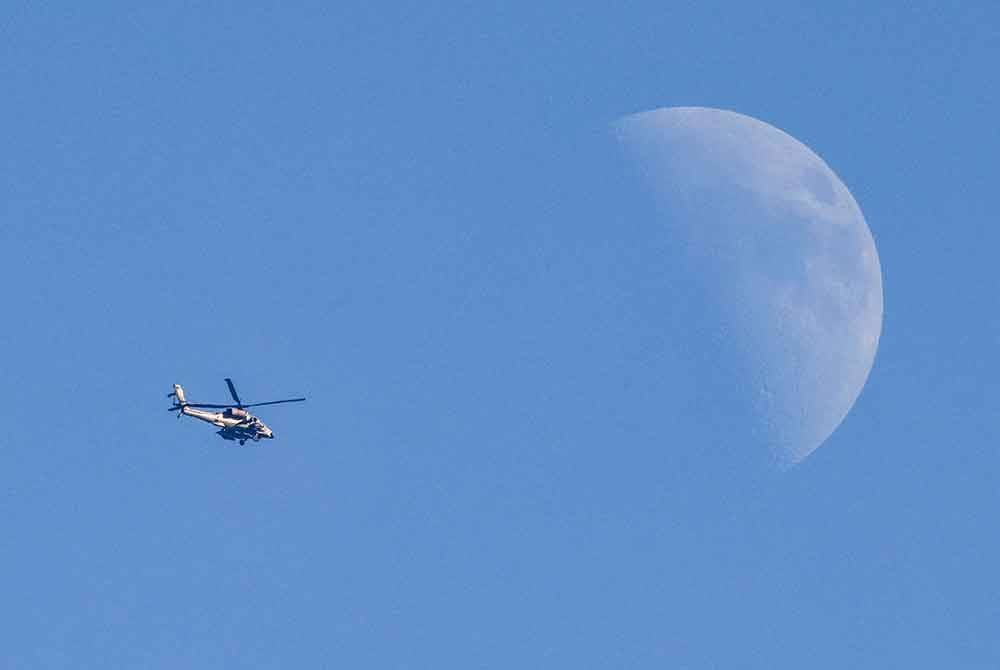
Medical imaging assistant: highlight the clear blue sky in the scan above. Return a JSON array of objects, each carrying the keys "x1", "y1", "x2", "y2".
[{"x1": 2, "y1": 2, "x2": 997, "y2": 667}]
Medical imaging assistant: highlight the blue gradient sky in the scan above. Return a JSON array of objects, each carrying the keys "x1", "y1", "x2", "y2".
[{"x1": 2, "y1": 3, "x2": 997, "y2": 667}]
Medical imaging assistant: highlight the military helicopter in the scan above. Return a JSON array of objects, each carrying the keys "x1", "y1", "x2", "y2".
[{"x1": 168, "y1": 378, "x2": 306, "y2": 445}]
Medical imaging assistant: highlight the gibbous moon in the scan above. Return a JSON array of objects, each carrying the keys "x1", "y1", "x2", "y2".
[{"x1": 614, "y1": 107, "x2": 882, "y2": 466}]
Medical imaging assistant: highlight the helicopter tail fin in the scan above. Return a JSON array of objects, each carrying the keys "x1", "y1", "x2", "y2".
[{"x1": 168, "y1": 383, "x2": 188, "y2": 408}]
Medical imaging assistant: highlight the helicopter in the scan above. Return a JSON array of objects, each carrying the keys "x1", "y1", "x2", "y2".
[{"x1": 168, "y1": 378, "x2": 306, "y2": 445}]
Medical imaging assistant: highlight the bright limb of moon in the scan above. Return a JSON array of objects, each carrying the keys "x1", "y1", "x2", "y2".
[{"x1": 614, "y1": 107, "x2": 883, "y2": 466}]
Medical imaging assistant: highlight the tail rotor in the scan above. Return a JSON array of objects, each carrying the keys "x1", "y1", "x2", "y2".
[{"x1": 167, "y1": 384, "x2": 188, "y2": 416}]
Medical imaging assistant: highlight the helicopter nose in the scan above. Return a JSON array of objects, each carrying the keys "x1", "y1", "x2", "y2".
[{"x1": 268, "y1": 432, "x2": 275, "y2": 439}]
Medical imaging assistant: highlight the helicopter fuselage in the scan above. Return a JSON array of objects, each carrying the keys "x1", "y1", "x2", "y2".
[{"x1": 180, "y1": 406, "x2": 275, "y2": 442}]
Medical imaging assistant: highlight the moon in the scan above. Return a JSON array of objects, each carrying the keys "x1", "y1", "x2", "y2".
[{"x1": 613, "y1": 107, "x2": 882, "y2": 467}]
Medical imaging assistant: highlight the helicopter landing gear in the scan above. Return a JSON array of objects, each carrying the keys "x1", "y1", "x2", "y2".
[{"x1": 239, "y1": 439, "x2": 246, "y2": 446}]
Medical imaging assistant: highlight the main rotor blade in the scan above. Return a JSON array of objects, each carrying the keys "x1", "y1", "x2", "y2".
[
  {"x1": 225, "y1": 378, "x2": 243, "y2": 407},
  {"x1": 242, "y1": 398, "x2": 307, "y2": 408}
]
